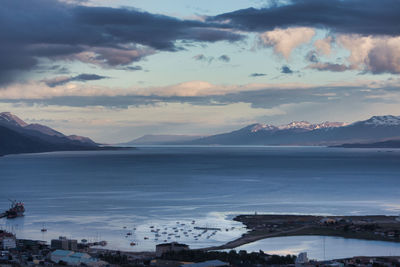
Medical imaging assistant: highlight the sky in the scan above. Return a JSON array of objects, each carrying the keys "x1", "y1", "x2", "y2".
[{"x1": 1, "y1": 0, "x2": 400, "y2": 143}]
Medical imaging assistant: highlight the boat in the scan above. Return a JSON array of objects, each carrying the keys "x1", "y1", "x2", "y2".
[
  {"x1": 41, "y1": 223, "x2": 47, "y2": 232},
  {"x1": 5, "y1": 200, "x2": 25, "y2": 219}
]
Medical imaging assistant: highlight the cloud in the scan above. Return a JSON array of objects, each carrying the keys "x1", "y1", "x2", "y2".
[
  {"x1": 305, "y1": 51, "x2": 319, "y2": 63},
  {"x1": 307, "y1": 62, "x2": 350, "y2": 72},
  {"x1": 299, "y1": 34, "x2": 400, "y2": 74},
  {"x1": 249, "y1": 73, "x2": 267, "y2": 77},
  {"x1": 336, "y1": 35, "x2": 400, "y2": 74},
  {"x1": 71, "y1": 46, "x2": 155, "y2": 67},
  {"x1": 314, "y1": 36, "x2": 333, "y2": 55},
  {"x1": 43, "y1": 73, "x2": 108, "y2": 87},
  {"x1": 193, "y1": 54, "x2": 231, "y2": 63},
  {"x1": 218, "y1": 55, "x2": 231, "y2": 62},
  {"x1": 257, "y1": 27, "x2": 315, "y2": 59},
  {"x1": 212, "y1": 0, "x2": 400, "y2": 36},
  {"x1": 193, "y1": 54, "x2": 214, "y2": 63},
  {"x1": 0, "y1": 0, "x2": 244, "y2": 85},
  {"x1": 281, "y1": 65, "x2": 293, "y2": 74},
  {"x1": 123, "y1": 66, "x2": 143, "y2": 71},
  {"x1": 2, "y1": 77, "x2": 391, "y2": 102}
]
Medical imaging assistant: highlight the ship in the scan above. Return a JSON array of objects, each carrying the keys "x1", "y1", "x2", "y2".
[{"x1": 5, "y1": 200, "x2": 25, "y2": 218}]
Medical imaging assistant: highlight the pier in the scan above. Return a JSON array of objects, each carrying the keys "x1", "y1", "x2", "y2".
[{"x1": 193, "y1": 226, "x2": 221, "y2": 231}]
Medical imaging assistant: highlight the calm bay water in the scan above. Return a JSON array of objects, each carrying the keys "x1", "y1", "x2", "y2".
[{"x1": 1, "y1": 146, "x2": 400, "y2": 254}]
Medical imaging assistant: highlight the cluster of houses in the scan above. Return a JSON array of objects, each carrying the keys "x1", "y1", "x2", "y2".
[
  {"x1": 319, "y1": 217, "x2": 400, "y2": 239},
  {"x1": 0, "y1": 231, "x2": 229, "y2": 267},
  {"x1": 0, "y1": 231, "x2": 107, "y2": 266},
  {"x1": 3, "y1": 228, "x2": 400, "y2": 266}
]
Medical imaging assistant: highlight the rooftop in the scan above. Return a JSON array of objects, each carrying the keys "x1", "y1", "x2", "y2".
[{"x1": 181, "y1": 260, "x2": 229, "y2": 267}]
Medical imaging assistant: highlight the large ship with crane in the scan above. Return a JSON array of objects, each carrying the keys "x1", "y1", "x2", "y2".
[{"x1": 0, "y1": 200, "x2": 25, "y2": 219}]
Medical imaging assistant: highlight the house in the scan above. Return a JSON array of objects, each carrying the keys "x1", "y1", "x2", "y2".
[
  {"x1": 156, "y1": 242, "x2": 189, "y2": 257},
  {"x1": 320, "y1": 218, "x2": 337, "y2": 224},
  {"x1": 0, "y1": 230, "x2": 16, "y2": 250}
]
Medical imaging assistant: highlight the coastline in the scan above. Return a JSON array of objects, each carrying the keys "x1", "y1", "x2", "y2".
[{"x1": 199, "y1": 214, "x2": 400, "y2": 251}]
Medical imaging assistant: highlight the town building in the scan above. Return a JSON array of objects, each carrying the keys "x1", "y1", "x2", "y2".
[
  {"x1": 156, "y1": 242, "x2": 189, "y2": 257},
  {"x1": 0, "y1": 230, "x2": 16, "y2": 250},
  {"x1": 295, "y1": 252, "x2": 309, "y2": 266},
  {"x1": 51, "y1": 236, "x2": 78, "y2": 251},
  {"x1": 50, "y1": 249, "x2": 107, "y2": 266},
  {"x1": 180, "y1": 259, "x2": 230, "y2": 267}
]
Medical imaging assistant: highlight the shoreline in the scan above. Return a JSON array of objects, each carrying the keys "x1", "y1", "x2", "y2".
[{"x1": 199, "y1": 214, "x2": 400, "y2": 251}]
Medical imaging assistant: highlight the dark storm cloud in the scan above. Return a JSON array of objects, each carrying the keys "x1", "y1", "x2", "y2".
[
  {"x1": 44, "y1": 73, "x2": 108, "y2": 87},
  {"x1": 281, "y1": 65, "x2": 293, "y2": 74},
  {"x1": 0, "y1": 0, "x2": 244, "y2": 85},
  {"x1": 211, "y1": 0, "x2": 400, "y2": 36}
]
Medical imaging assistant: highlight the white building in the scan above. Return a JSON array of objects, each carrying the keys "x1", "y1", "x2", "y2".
[
  {"x1": 295, "y1": 252, "x2": 309, "y2": 266},
  {"x1": 0, "y1": 230, "x2": 16, "y2": 250}
]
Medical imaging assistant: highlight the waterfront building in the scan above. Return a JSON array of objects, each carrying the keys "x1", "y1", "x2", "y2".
[
  {"x1": 156, "y1": 242, "x2": 189, "y2": 257},
  {"x1": 51, "y1": 236, "x2": 78, "y2": 251},
  {"x1": 0, "y1": 230, "x2": 16, "y2": 250}
]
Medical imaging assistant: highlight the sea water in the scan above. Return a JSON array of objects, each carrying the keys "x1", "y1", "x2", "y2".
[{"x1": 1, "y1": 146, "x2": 400, "y2": 254}]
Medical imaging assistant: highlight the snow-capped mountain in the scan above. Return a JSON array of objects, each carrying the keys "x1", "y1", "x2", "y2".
[
  {"x1": 353, "y1": 115, "x2": 400, "y2": 127},
  {"x1": 249, "y1": 123, "x2": 278, "y2": 132},
  {"x1": 248, "y1": 121, "x2": 346, "y2": 133},
  {"x1": 179, "y1": 116, "x2": 400, "y2": 146}
]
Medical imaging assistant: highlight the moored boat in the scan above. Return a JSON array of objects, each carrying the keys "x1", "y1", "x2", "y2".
[{"x1": 5, "y1": 200, "x2": 25, "y2": 219}]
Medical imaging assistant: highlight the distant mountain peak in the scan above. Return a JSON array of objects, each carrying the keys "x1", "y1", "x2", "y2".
[
  {"x1": 0, "y1": 111, "x2": 97, "y2": 146},
  {"x1": 361, "y1": 115, "x2": 400, "y2": 126},
  {"x1": 278, "y1": 121, "x2": 313, "y2": 130},
  {"x1": 0, "y1": 112, "x2": 28, "y2": 127},
  {"x1": 247, "y1": 121, "x2": 346, "y2": 133},
  {"x1": 249, "y1": 123, "x2": 278, "y2": 132}
]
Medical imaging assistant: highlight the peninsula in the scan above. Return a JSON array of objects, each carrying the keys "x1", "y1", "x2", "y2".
[{"x1": 201, "y1": 214, "x2": 400, "y2": 251}]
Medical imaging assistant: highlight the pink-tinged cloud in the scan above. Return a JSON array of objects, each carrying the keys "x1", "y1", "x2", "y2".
[{"x1": 257, "y1": 27, "x2": 316, "y2": 59}]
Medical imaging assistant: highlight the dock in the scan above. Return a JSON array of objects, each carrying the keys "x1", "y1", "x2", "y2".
[{"x1": 194, "y1": 227, "x2": 221, "y2": 231}]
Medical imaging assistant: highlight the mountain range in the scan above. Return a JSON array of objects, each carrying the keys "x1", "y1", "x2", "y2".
[
  {"x1": 0, "y1": 112, "x2": 99, "y2": 156},
  {"x1": 3, "y1": 112, "x2": 400, "y2": 156},
  {"x1": 130, "y1": 115, "x2": 400, "y2": 146}
]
